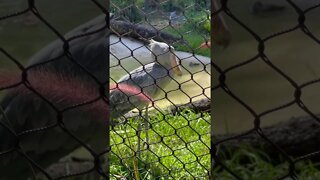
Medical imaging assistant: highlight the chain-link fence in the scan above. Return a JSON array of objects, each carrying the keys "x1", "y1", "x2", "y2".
[
  {"x1": 109, "y1": 0, "x2": 211, "y2": 179},
  {"x1": 0, "y1": 0, "x2": 211, "y2": 179},
  {"x1": 0, "y1": 0, "x2": 109, "y2": 179},
  {"x1": 2, "y1": 0, "x2": 320, "y2": 179},
  {"x1": 212, "y1": 0, "x2": 320, "y2": 179}
]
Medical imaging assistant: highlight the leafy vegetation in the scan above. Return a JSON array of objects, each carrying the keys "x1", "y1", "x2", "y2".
[
  {"x1": 213, "y1": 147, "x2": 320, "y2": 180},
  {"x1": 110, "y1": 0, "x2": 211, "y2": 57},
  {"x1": 110, "y1": 109, "x2": 320, "y2": 179},
  {"x1": 163, "y1": 10, "x2": 210, "y2": 57},
  {"x1": 110, "y1": 109, "x2": 211, "y2": 179}
]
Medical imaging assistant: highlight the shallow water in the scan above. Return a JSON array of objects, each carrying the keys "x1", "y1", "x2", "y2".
[
  {"x1": 213, "y1": 0, "x2": 320, "y2": 134},
  {"x1": 110, "y1": 35, "x2": 211, "y2": 111}
]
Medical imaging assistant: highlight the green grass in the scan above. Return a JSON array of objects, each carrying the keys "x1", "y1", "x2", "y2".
[
  {"x1": 213, "y1": 147, "x2": 320, "y2": 180},
  {"x1": 160, "y1": 10, "x2": 211, "y2": 57},
  {"x1": 110, "y1": 0, "x2": 211, "y2": 57},
  {"x1": 109, "y1": 109, "x2": 320, "y2": 179},
  {"x1": 110, "y1": 109, "x2": 211, "y2": 179},
  {"x1": 108, "y1": 10, "x2": 211, "y2": 168}
]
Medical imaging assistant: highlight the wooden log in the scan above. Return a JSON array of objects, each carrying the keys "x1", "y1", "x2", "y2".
[
  {"x1": 214, "y1": 116, "x2": 320, "y2": 161},
  {"x1": 110, "y1": 19, "x2": 183, "y2": 44},
  {"x1": 169, "y1": 98, "x2": 211, "y2": 114}
]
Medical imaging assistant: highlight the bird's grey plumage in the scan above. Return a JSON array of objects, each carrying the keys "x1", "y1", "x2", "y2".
[
  {"x1": 0, "y1": 14, "x2": 108, "y2": 179},
  {"x1": 110, "y1": 40, "x2": 181, "y2": 119}
]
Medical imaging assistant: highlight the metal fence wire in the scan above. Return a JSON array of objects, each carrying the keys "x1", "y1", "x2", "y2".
[
  {"x1": 0, "y1": 0, "x2": 109, "y2": 179},
  {"x1": 1, "y1": 0, "x2": 211, "y2": 179},
  {"x1": 109, "y1": 0, "x2": 211, "y2": 179},
  {"x1": 1, "y1": 0, "x2": 320, "y2": 179},
  {"x1": 212, "y1": 0, "x2": 320, "y2": 179}
]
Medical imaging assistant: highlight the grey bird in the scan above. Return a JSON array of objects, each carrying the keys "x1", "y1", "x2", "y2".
[
  {"x1": 109, "y1": 39, "x2": 182, "y2": 156},
  {"x1": 0, "y1": 15, "x2": 108, "y2": 179},
  {"x1": 0, "y1": 15, "x2": 181, "y2": 179},
  {"x1": 110, "y1": 39, "x2": 182, "y2": 119}
]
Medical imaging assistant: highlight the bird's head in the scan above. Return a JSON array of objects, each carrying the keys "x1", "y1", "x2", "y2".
[{"x1": 148, "y1": 39, "x2": 182, "y2": 76}]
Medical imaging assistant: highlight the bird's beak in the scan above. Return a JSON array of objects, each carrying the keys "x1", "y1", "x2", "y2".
[{"x1": 171, "y1": 54, "x2": 182, "y2": 76}]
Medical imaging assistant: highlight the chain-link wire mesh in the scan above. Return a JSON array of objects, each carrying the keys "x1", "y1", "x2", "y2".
[
  {"x1": 212, "y1": 0, "x2": 320, "y2": 179},
  {"x1": 3, "y1": 0, "x2": 319, "y2": 179},
  {"x1": 0, "y1": 0, "x2": 109, "y2": 179},
  {"x1": 109, "y1": 0, "x2": 211, "y2": 179}
]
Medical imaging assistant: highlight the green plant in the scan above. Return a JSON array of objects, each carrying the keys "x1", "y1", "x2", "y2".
[
  {"x1": 110, "y1": 109, "x2": 211, "y2": 179},
  {"x1": 213, "y1": 146, "x2": 320, "y2": 180}
]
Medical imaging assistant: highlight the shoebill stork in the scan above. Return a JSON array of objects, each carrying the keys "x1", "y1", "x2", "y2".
[
  {"x1": 0, "y1": 14, "x2": 180, "y2": 178},
  {"x1": 110, "y1": 39, "x2": 182, "y2": 118},
  {"x1": 0, "y1": 15, "x2": 108, "y2": 179},
  {"x1": 109, "y1": 39, "x2": 182, "y2": 154},
  {"x1": 199, "y1": 0, "x2": 231, "y2": 48}
]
